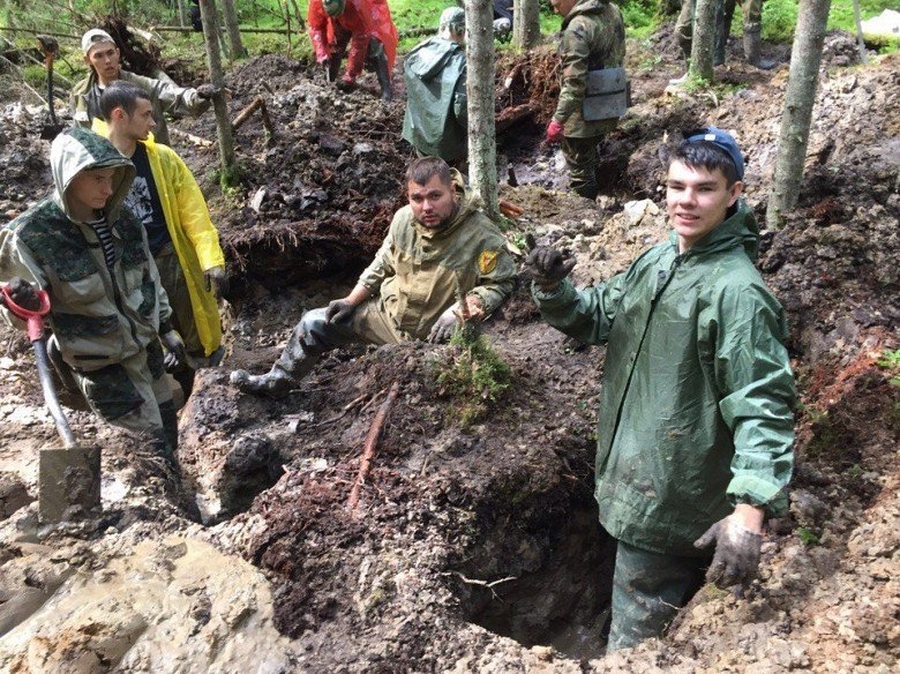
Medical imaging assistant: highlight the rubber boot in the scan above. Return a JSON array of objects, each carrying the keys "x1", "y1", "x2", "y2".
[
  {"x1": 744, "y1": 29, "x2": 776, "y2": 70},
  {"x1": 374, "y1": 51, "x2": 392, "y2": 102},
  {"x1": 229, "y1": 347, "x2": 321, "y2": 398}
]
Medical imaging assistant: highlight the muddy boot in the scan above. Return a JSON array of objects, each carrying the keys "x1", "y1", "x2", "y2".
[
  {"x1": 230, "y1": 366, "x2": 297, "y2": 398},
  {"x1": 374, "y1": 51, "x2": 392, "y2": 102},
  {"x1": 744, "y1": 29, "x2": 776, "y2": 70}
]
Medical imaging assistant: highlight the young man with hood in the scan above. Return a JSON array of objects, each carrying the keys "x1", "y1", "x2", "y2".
[
  {"x1": 70, "y1": 28, "x2": 215, "y2": 146},
  {"x1": 0, "y1": 127, "x2": 186, "y2": 466},
  {"x1": 308, "y1": 0, "x2": 399, "y2": 101},
  {"x1": 100, "y1": 81, "x2": 227, "y2": 397},
  {"x1": 545, "y1": 0, "x2": 627, "y2": 200},
  {"x1": 526, "y1": 128, "x2": 796, "y2": 650},
  {"x1": 401, "y1": 7, "x2": 468, "y2": 166},
  {"x1": 230, "y1": 156, "x2": 516, "y2": 397}
]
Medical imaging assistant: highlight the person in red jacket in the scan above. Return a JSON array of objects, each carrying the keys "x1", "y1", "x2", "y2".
[{"x1": 308, "y1": 0, "x2": 398, "y2": 101}]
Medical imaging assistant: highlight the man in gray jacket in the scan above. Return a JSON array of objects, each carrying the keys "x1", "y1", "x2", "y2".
[{"x1": 401, "y1": 7, "x2": 468, "y2": 167}]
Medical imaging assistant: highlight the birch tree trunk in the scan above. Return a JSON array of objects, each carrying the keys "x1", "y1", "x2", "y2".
[
  {"x1": 219, "y1": 0, "x2": 245, "y2": 60},
  {"x1": 766, "y1": 0, "x2": 831, "y2": 229},
  {"x1": 199, "y1": 0, "x2": 237, "y2": 184},
  {"x1": 689, "y1": 0, "x2": 716, "y2": 81},
  {"x1": 465, "y1": 0, "x2": 499, "y2": 221},
  {"x1": 512, "y1": 0, "x2": 540, "y2": 50}
]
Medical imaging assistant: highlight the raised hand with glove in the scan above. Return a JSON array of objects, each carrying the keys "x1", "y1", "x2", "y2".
[
  {"x1": 545, "y1": 119, "x2": 565, "y2": 145},
  {"x1": 195, "y1": 84, "x2": 219, "y2": 100},
  {"x1": 694, "y1": 504, "x2": 764, "y2": 589},
  {"x1": 203, "y1": 266, "x2": 228, "y2": 300},
  {"x1": 524, "y1": 246, "x2": 576, "y2": 292},
  {"x1": 160, "y1": 327, "x2": 187, "y2": 371}
]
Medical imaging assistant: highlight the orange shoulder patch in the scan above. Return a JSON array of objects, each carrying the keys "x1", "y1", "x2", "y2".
[{"x1": 478, "y1": 250, "x2": 499, "y2": 275}]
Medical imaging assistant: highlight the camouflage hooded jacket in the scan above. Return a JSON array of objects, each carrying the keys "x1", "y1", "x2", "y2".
[
  {"x1": 357, "y1": 169, "x2": 516, "y2": 339},
  {"x1": 0, "y1": 128, "x2": 172, "y2": 372},
  {"x1": 554, "y1": 0, "x2": 626, "y2": 139},
  {"x1": 533, "y1": 201, "x2": 796, "y2": 556}
]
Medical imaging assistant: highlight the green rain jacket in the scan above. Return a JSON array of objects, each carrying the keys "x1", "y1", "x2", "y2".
[
  {"x1": 401, "y1": 36, "x2": 468, "y2": 162},
  {"x1": 554, "y1": 0, "x2": 626, "y2": 139},
  {"x1": 533, "y1": 201, "x2": 795, "y2": 556},
  {"x1": 0, "y1": 127, "x2": 171, "y2": 372},
  {"x1": 358, "y1": 169, "x2": 515, "y2": 339}
]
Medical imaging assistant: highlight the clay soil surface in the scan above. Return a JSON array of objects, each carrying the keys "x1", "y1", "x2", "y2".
[{"x1": 0, "y1": 28, "x2": 898, "y2": 673}]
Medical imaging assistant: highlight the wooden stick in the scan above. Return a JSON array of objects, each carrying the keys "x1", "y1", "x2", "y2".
[
  {"x1": 347, "y1": 380, "x2": 400, "y2": 512},
  {"x1": 231, "y1": 95, "x2": 264, "y2": 131}
]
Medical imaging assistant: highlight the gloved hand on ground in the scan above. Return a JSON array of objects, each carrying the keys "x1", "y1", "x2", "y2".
[
  {"x1": 160, "y1": 329, "x2": 187, "y2": 370},
  {"x1": 326, "y1": 298, "x2": 357, "y2": 324},
  {"x1": 204, "y1": 266, "x2": 228, "y2": 300},
  {"x1": 524, "y1": 246, "x2": 576, "y2": 291},
  {"x1": 694, "y1": 515, "x2": 762, "y2": 589},
  {"x1": 3, "y1": 276, "x2": 41, "y2": 311},
  {"x1": 428, "y1": 297, "x2": 483, "y2": 343}
]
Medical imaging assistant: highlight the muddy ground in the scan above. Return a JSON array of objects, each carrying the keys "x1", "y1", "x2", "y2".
[{"x1": 0, "y1": 26, "x2": 899, "y2": 673}]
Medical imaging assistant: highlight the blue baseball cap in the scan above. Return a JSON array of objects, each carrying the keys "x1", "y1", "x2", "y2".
[{"x1": 684, "y1": 127, "x2": 745, "y2": 181}]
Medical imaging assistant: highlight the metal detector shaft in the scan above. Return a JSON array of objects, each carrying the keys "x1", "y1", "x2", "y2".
[{"x1": 32, "y1": 337, "x2": 76, "y2": 448}]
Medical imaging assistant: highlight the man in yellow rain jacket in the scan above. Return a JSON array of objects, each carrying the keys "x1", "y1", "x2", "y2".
[
  {"x1": 100, "y1": 81, "x2": 226, "y2": 396},
  {"x1": 230, "y1": 156, "x2": 516, "y2": 397}
]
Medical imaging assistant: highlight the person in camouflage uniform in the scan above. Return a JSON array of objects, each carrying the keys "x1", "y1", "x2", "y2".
[
  {"x1": 0, "y1": 127, "x2": 185, "y2": 464},
  {"x1": 546, "y1": 0, "x2": 626, "y2": 200},
  {"x1": 71, "y1": 28, "x2": 215, "y2": 146},
  {"x1": 230, "y1": 156, "x2": 516, "y2": 397}
]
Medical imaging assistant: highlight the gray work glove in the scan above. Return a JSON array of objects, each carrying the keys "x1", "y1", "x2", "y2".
[
  {"x1": 524, "y1": 246, "x2": 576, "y2": 291},
  {"x1": 195, "y1": 84, "x2": 219, "y2": 100},
  {"x1": 203, "y1": 266, "x2": 228, "y2": 300},
  {"x1": 160, "y1": 329, "x2": 187, "y2": 370},
  {"x1": 4, "y1": 276, "x2": 41, "y2": 311},
  {"x1": 428, "y1": 304, "x2": 460, "y2": 344},
  {"x1": 694, "y1": 517, "x2": 762, "y2": 589},
  {"x1": 325, "y1": 299, "x2": 356, "y2": 324}
]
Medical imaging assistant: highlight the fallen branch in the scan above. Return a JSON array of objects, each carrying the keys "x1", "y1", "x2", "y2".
[
  {"x1": 498, "y1": 199, "x2": 524, "y2": 219},
  {"x1": 439, "y1": 571, "x2": 519, "y2": 600},
  {"x1": 347, "y1": 380, "x2": 401, "y2": 512},
  {"x1": 231, "y1": 95, "x2": 276, "y2": 137},
  {"x1": 168, "y1": 127, "x2": 214, "y2": 147}
]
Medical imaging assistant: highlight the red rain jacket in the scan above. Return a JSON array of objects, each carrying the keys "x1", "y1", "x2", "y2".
[{"x1": 308, "y1": 0, "x2": 398, "y2": 80}]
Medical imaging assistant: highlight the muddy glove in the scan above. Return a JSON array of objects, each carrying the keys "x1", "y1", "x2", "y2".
[
  {"x1": 428, "y1": 304, "x2": 461, "y2": 344},
  {"x1": 203, "y1": 266, "x2": 228, "y2": 300},
  {"x1": 195, "y1": 84, "x2": 218, "y2": 100},
  {"x1": 545, "y1": 119, "x2": 565, "y2": 144},
  {"x1": 326, "y1": 299, "x2": 357, "y2": 324},
  {"x1": 3, "y1": 276, "x2": 41, "y2": 311},
  {"x1": 694, "y1": 517, "x2": 762, "y2": 589},
  {"x1": 525, "y1": 246, "x2": 576, "y2": 292},
  {"x1": 160, "y1": 329, "x2": 187, "y2": 371}
]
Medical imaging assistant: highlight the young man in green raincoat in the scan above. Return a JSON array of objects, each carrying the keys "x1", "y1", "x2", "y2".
[
  {"x1": 100, "y1": 81, "x2": 227, "y2": 396},
  {"x1": 230, "y1": 156, "x2": 516, "y2": 397},
  {"x1": 527, "y1": 128, "x2": 795, "y2": 650}
]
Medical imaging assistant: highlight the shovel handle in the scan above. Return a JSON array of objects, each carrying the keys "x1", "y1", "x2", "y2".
[
  {"x1": 1, "y1": 285, "x2": 50, "y2": 341},
  {"x1": 33, "y1": 338, "x2": 77, "y2": 449}
]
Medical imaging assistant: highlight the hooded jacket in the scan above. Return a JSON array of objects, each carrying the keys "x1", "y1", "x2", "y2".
[
  {"x1": 357, "y1": 170, "x2": 516, "y2": 339},
  {"x1": 0, "y1": 127, "x2": 171, "y2": 372},
  {"x1": 533, "y1": 201, "x2": 795, "y2": 556},
  {"x1": 554, "y1": 0, "x2": 626, "y2": 138},
  {"x1": 70, "y1": 69, "x2": 209, "y2": 146},
  {"x1": 118, "y1": 133, "x2": 223, "y2": 357},
  {"x1": 308, "y1": 0, "x2": 399, "y2": 79},
  {"x1": 401, "y1": 36, "x2": 468, "y2": 162}
]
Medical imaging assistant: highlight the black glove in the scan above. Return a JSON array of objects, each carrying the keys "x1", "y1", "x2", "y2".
[
  {"x1": 524, "y1": 246, "x2": 576, "y2": 291},
  {"x1": 195, "y1": 84, "x2": 218, "y2": 100},
  {"x1": 160, "y1": 329, "x2": 187, "y2": 370},
  {"x1": 428, "y1": 305, "x2": 460, "y2": 343},
  {"x1": 4, "y1": 276, "x2": 41, "y2": 311},
  {"x1": 203, "y1": 266, "x2": 228, "y2": 300},
  {"x1": 326, "y1": 299, "x2": 356, "y2": 324},
  {"x1": 694, "y1": 517, "x2": 762, "y2": 589}
]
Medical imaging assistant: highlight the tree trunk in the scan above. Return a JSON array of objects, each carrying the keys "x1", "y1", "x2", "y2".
[
  {"x1": 176, "y1": 0, "x2": 187, "y2": 27},
  {"x1": 512, "y1": 0, "x2": 540, "y2": 50},
  {"x1": 766, "y1": 0, "x2": 831, "y2": 229},
  {"x1": 219, "y1": 0, "x2": 245, "y2": 60},
  {"x1": 199, "y1": 0, "x2": 237, "y2": 185},
  {"x1": 689, "y1": 0, "x2": 716, "y2": 82},
  {"x1": 464, "y1": 0, "x2": 499, "y2": 221}
]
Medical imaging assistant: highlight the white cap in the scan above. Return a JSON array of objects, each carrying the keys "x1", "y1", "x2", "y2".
[{"x1": 81, "y1": 29, "x2": 116, "y2": 56}]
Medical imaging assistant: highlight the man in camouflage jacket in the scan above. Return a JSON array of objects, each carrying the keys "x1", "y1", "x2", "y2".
[
  {"x1": 230, "y1": 156, "x2": 516, "y2": 397},
  {"x1": 546, "y1": 0, "x2": 626, "y2": 200}
]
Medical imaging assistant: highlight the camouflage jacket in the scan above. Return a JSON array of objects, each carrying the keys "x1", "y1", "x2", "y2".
[
  {"x1": 357, "y1": 170, "x2": 516, "y2": 339},
  {"x1": 554, "y1": 0, "x2": 626, "y2": 138},
  {"x1": 69, "y1": 69, "x2": 209, "y2": 146},
  {"x1": 0, "y1": 128, "x2": 171, "y2": 372}
]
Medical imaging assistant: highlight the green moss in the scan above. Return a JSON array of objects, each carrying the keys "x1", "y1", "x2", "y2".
[{"x1": 434, "y1": 333, "x2": 512, "y2": 428}]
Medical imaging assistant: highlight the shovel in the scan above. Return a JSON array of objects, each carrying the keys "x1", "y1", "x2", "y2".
[
  {"x1": 36, "y1": 35, "x2": 63, "y2": 141},
  {"x1": 1, "y1": 285, "x2": 101, "y2": 523}
]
